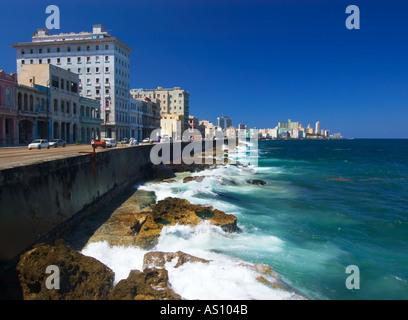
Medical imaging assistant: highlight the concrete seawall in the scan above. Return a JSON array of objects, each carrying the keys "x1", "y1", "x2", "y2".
[
  {"x1": 0, "y1": 140, "x2": 216, "y2": 263},
  {"x1": 0, "y1": 144, "x2": 157, "y2": 262}
]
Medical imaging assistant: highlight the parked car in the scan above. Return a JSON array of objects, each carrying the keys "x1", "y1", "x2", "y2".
[
  {"x1": 49, "y1": 139, "x2": 66, "y2": 148},
  {"x1": 91, "y1": 139, "x2": 106, "y2": 148},
  {"x1": 28, "y1": 139, "x2": 50, "y2": 150},
  {"x1": 120, "y1": 138, "x2": 129, "y2": 145},
  {"x1": 142, "y1": 138, "x2": 151, "y2": 143},
  {"x1": 104, "y1": 138, "x2": 117, "y2": 148}
]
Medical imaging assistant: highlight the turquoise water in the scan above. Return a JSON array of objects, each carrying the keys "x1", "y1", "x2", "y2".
[
  {"x1": 85, "y1": 139, "x2": 408, "y2": 300},
  {"x1": 236, "y1": 139, "x2": 408, "y2": 299},
  {"x1": 171, "y1": 139, "x2": 408, "y2": 299}
]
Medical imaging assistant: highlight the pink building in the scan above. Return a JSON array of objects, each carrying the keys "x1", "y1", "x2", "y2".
[{"x1": 0, "y1": 70, "x2": 18, "y2": 145}]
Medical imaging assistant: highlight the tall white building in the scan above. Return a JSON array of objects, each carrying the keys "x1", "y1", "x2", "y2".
[
  {"x1": 315, "y1": 121, "x2": 321, "y2": 136},
  {"x1": 11, "y1": 24, "x2": 133, "y2": 140}
]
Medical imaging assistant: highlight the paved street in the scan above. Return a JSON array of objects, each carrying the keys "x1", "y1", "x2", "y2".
[{"x1": 0, "y1": 144, "x2": 125, "y2": 170}]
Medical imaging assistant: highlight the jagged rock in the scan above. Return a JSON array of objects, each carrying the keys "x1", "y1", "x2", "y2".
[
  {"x1": 247, "y1": 179, "x2": 267, "y2": 185},
  {"x1": 135, "y1": 197, "x2": 238, "y2": 250},
  {"x1": 16, "y1": 240, "x2": 114, "y2": 300},
  {"x1": 108, "y1": 268, "x2": 182, "y2": 300},
  {"x1": 84, "y1": 190, "x2": 156, "y2": 248},
  {"x1": 183, "y1": 176, "x2": 205, "y2": 183},
  {"x1": 143, "y1": 251, "x2": 210, "y2": 269}
]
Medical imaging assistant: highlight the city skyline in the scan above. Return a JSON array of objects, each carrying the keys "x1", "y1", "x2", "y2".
[{"x1": 0, "y1": 0, "x2": 407, "y2": 138}]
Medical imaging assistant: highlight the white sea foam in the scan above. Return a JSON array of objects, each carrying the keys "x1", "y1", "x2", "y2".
[{"x1": 80, "y1": 222, "x2": 295, "y2": 300}]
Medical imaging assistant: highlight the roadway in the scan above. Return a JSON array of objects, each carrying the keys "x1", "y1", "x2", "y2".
[{"x1": 0, "y1": 143, "x2": 132, "y2": 170}]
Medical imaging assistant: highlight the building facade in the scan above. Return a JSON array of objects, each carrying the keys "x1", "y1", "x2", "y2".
[
  {"x1": 11, "y1": 24, "x2": 132, "y2": 140},
  {"x1": 18, "y1": 64, "x2": 81, "y2": 143},
  {"x1": 217, "y1": 116, "x2": 232, "y2": 130},
  {"x1": 79, "y1": 96, "x2": 103, "y2": 143},
  {"x1": 130, "y1": 86, "x2": 189, "y2": 130},
  {"x1": 0, "y1": 71, "x2": 18, "y2": 145}
]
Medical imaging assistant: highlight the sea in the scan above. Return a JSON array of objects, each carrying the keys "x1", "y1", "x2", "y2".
[{"x1": 81, "y1": 139, "x2": 408, "y2": 300}]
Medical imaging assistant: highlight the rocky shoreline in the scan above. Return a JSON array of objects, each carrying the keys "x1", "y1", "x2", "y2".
[{"x1": 14, "y1": 161, "x2": 307, "y2": 300}]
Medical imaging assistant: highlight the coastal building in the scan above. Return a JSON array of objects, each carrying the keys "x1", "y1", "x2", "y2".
[
  {"x1": 188, "y1": 115, "x2": 198, "y2": 130},
  {"x1": 79, "y1": 96, "x2": 103, "y2": 143},
  {"x1": 140, "y1": 98, "x2": 161, "y2": 140},
  {"x1": 0, "y1": 71, "x2": 18, "y2": 145},
  {"x1": 129, "y1": 98, "x2": 143, "y2": 141},
  {"x1": 198, "y1": 119, "x2": 216, "y2": 139},
  {"x1": 130, "y1": 86, "x2": 190, "y2": 131},
  {"x1": 17, "y1": 64, "x2": 81, "y2": 143},
  {"x1": 160, "y1": 113, "x2": 184, "y2": 139},
  {"x1": 11, "y1": 24, "x2": 133, "y2": 140},
  {"x1": 217, "y1": 115, "x2": 232, "y2": 130},
  {"x1": 315, "y1": 121, "x2": 321, "y2": 136}
]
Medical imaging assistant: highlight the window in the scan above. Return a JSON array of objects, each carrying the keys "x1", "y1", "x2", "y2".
[
  {"x1": 96, "y1": 45, "x2": 99, "y2": 50},
  {"x1": 30, "y1": 59, "x2": 33, "y2": 64},
  {"x1": 78, "y1": 68, "x2": 81, "y2": 73},
  {"x1": 105, "y1": 78, "x2": 109, "y2": 83},
  {"x1": 67, "y1": 46, "x2": 71, "y2": 52},
  {"x1": 47, "y1": 59, "x2": 51, "y2": 64},
  {"x1": 95, "y1": 56, "x2": 100, "y2": 63},
  {"x1": 21, "y1": 49, "x2": 25, "y2": 55},
  {"x1": 105, "y1": 56, "x2": 109, "y2": 61},
  {"x1": 87, "y1": 90, "x2": 91, "y2": 96},
  {"x1": 77, "y1": 57, "x2": 81, "y2": 63},
  {"x1": 61, "y1": 100, "x2": 64, "y2": 112},
  {"x1": 51, "y1": 76, "x2": 59, "y2": 88},
  {"x1": 39, "y1": 49, "x2": 42, "y2": 53},
  {"x1": 77, "y1": 46, "x2": 81, "y2": 51},
  {"x1": 86, "y1": 79, "x2": 91, "y2": 85},
  {"x1": 30, "y1": 49, "x2": 33, "y2": 54},
  {"x1": 47, "y1": 48, "x2": 50, "y2": 53},
  {"x1": 71, "y1": 82, "x2": 78, "y2": 93},
  {"x1": 105, "y1": 45, "x2": 109, "y2": 50},
  {"x1": 73, "y1": 103, "x2": 77, "y2": 114},
  {"x1": 96, "y1": 67, "x2": 100, "y2": 73},
  {"x1": 39, "y1": 59, "x2": 42, "y2": 64},
  {"x1": 61, "y1": 79, "x2": 64, "y2": 90},
  {"x1": 106, "y1": 89, "x2": 109, "y2": 94},
  {"x1": 105, "y1": 67, "x2": 109, "y2": 72},
  {"x1": 57, "y1": 47, "x2": 60, "y2": 53},
  {"x1": 54, "y1": 99, "x2": 58, "y2": 111},
  {"x1": 22, "y1": 60, "x2": 25, "y2": 64},
  {"x1": 86, "y1": 46, "x2": 90, "y2": 51},
  {"x1": 96, "y1": 78, "x2": 100, "y2": 84},
  {"x1": 67, "y1": 57, "x2": 71, "y2": 64},
  {"x1": 86, "y1": 67, "x2": 90, "y2": 73},
  {"x1": 57, "y1": 58, "x2": 61, "y2": 64},
  {"x1": 86, "y1": 57, "x2": 91, "y2": 63}
]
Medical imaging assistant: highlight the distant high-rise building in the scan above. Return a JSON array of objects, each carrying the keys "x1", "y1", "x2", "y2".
[
  {"x1": 278, "y1": 119, "x2": 301, "y2": 130},
  {"x1": 217, "y1": 115, "x2": 232, "y2": 130},
  {"x1": 315, "y1": 121, "x2": 321, "y2": 135}
]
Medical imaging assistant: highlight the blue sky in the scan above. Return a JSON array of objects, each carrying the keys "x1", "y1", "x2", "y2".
[{"x1": 1, "y1": 0, "x2": 407, "y2": 138}]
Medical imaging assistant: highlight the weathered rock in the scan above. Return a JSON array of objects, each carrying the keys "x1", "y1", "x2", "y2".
[
  {"x1": 108, "y1": 268, "x2": 182, "y2": 300},
  {"x1": 143, "y1": 251, "x2": 210, "y2": 270},
  {"x1": 16, "y1": 240, "x2": 114, "y2": 300},
  {"x1": 152, "y1": 197, "x2": 238, "y2": 232},
  {"x1": 247, "y1": 179, "x2": 267, "y2": 185},
  {"x1": 84, "y1": 190, "x2": 156, "y2": 248},
  {"x1": 183, "y1": 176, "x2": 205, "y2": 183}
]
